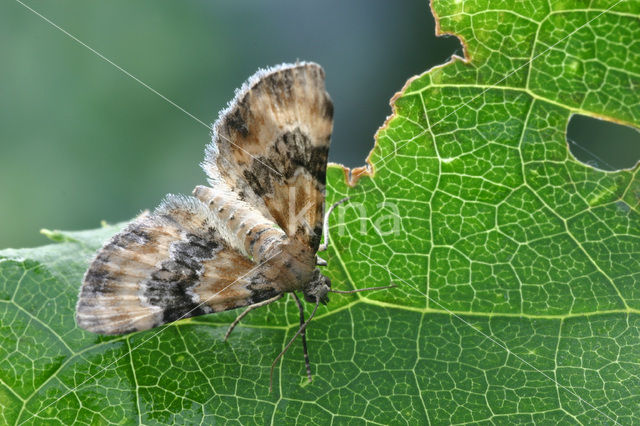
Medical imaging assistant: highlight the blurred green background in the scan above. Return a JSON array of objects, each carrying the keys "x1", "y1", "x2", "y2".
[{"x1": 1, "y1": 0, "x2": 637, "y2": 248}]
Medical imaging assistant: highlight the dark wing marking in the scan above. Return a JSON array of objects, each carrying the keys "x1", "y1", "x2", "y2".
[
  {"x1": 202, "y1": 62, "x2": 333, "y2": 251},
  {"x1": 76, "y1": 195, "x2": 281, "y2": 335}
]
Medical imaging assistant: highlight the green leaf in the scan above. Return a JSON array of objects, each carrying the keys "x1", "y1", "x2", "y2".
[{"x1": 2, "y1": 0, "x2": 639, "y2": 423}]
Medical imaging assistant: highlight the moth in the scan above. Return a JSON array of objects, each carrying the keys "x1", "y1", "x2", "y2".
[{"x1": 76, "y1": 62, "x2": 392, "y2": 389}]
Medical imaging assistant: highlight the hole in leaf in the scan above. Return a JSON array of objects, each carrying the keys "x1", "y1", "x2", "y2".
[{"x1": 567, "y1": 114, "x2": 640, "y2": 171}]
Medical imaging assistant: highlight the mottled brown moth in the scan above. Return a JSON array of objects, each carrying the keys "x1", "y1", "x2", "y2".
[{"x1": 76, "y1": 62, "x2": 393, "y2": 389}]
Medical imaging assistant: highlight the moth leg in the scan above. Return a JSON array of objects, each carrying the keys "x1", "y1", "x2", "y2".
[
  {"x1": 316, "y1": 256, "x2": 327, "y2": 266},
  {"x1": 292, "y1": 293, "x2": 312, "y2": 382},
  {"x1": 270, "y1": 298, "x2": 320, "y2": 392},
  {"x1": 224, "y1": 293, "x2": 283, "y2": 341},
  {"x1": 318, "y1": 196, "x2": 351, "y2": 252}
]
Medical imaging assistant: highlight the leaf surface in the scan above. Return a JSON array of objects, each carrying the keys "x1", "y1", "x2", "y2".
[{"x1": 1, "y1": 0, "x2": 639, "y2": 424}]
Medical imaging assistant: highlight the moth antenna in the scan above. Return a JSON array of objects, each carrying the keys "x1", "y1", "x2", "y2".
[
  {"x1": 328, "y1": 283, "x2": 397, "y2": 294},
  {"x1": 270, "y1": 297, "x2": 320, "y2": 393},
  {"x1": 292, "y1": 293, "x2": 312, "y2": 383},
  {"x1": 318, "y1": 196, "x2": 351, "y2": 252}
]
